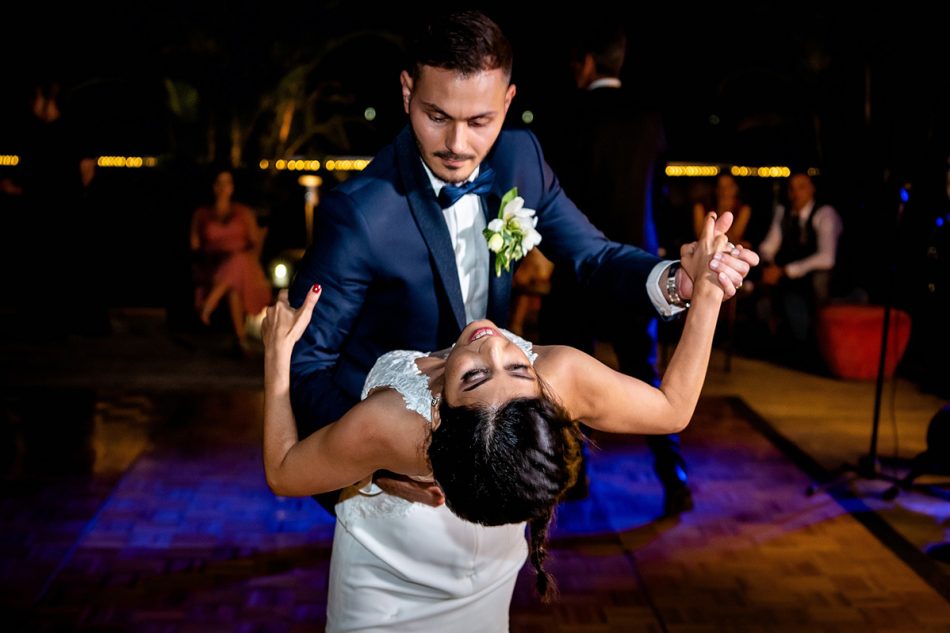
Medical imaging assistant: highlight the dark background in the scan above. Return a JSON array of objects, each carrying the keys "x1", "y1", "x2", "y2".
[
  {"x1": 4, "y1": 3, "x2": 947, "y2": 166},
  {"x1": 0, "y1": 2, "x2": 947, "y2": 384}
]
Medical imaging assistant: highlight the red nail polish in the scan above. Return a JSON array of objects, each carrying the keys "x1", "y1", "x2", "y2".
[{"x1": 312, "y1": 283, "x2": 322, "y2": 293}]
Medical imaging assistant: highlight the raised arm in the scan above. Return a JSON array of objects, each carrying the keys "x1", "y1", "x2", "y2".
[
  {"x1": 542, "y1": 214, "x2": 728, "y2": 434},
  {"x1": 263, "y1": 288, "x2": 423, "y2": 497},
  {"x1": 517, "y1": 130, "x2": 757, "y2": 312}
]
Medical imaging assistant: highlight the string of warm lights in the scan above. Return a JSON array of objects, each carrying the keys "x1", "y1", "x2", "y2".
[
  {"x1": 260, "y1": 158, "x2": 371, "y2": 172},
  {"x1": 261, "y1": 159, "x2": 322, "y2": 171},
  {"x1": 3, "y1": 154, "x2": 370, "y2": 172},
  {"x1": 730, "y1": 165, "x2": 791, "y2": 178},
  {"x1": 6, "y1": 155, "x2": 817, "y2": 179},
  {"x1": 665, "y1": 164, "x2": 720, "y2": 177},
  {"x1": 665, "y1": 163, "x2": 820, "y2": 178},
  {"x1": 97, "y1": 156, "x2": 158, "y2": 168}
]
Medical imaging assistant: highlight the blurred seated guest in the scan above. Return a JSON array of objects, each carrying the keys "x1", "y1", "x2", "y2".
[
  {"x1": 190, "y1": 167, "x2": 272, "y2": 353},
  {"x1": 757, "y1": 171, "x2": 843, "y2": 366},
  {"x1": 510, "y1": 248, "x2": 554, "y2": 338},
  {"x1": 693, "y1": 172, "x2": 752, "y2": 246}
]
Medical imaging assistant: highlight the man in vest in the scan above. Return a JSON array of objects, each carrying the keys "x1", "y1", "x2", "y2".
[{"x1": 758, "y1": 171, "x2": 843, "y2": 367}]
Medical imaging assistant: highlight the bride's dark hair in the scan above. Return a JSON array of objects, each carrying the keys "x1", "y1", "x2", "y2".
[{"x1": 428, "y1": 388, "x2": 584, "y2": 602}]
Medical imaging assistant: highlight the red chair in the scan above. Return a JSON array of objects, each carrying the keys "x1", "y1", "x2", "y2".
[{"x1": 817, "y1": 305, "x2": 912, "y2": 380}]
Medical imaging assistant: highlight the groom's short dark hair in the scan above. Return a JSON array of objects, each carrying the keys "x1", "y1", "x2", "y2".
[{"x1": 408, "y1": 10, "x2": 513, "y2": 81}]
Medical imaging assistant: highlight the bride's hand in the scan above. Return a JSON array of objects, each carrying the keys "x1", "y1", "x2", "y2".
[
  {"x1": 676, "y1": 211, "x2": 760, "y2": 301},
  {"x1": 682, "y1": 214, "x2": 729, "y2": 300},
  {"x1": 262, "y1": 285, "x2": 322, "y2": 357}
]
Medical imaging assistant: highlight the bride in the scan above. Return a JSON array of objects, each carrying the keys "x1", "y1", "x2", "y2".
[{"x1": 262, "y1": 215, "x2": 750, "y2": 632}]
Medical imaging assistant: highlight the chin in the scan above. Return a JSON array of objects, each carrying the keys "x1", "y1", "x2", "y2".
[{"x1": 435, "y1": 164, "x2": 475, "y2": 184}]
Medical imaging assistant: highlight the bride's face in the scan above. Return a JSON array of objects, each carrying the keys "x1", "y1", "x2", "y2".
[{"x1": 443, "y1": 320, "x2": 540, "y2": 407}]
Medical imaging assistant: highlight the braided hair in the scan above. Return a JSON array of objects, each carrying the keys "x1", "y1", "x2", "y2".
[{"x1": 428, "y1": 390, "x2": 584, "y2": 601}]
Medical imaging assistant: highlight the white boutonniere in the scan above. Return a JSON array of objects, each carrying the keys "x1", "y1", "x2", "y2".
[{"x1": 483, "y1": 187, "x2": 542, "y2": 277}]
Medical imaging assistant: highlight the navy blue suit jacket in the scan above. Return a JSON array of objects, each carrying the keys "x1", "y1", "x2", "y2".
[{"x1": 288, "y1": 125, "x2": 661, "y2": 435}]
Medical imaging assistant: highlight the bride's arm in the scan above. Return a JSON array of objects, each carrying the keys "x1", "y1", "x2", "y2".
[
  {"x1": 542, "y1": 215, "x2": 754, "y2": 434},
  {"x1": 263, "y1": 288, "x2": 421, "y2": 497}
]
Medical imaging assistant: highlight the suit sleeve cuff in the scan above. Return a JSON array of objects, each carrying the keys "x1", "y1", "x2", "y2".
[{"x1": 648, "y1": 260, "x2": 686, "y2": 318}]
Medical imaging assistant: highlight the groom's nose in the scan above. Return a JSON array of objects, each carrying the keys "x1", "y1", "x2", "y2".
[{"x1": 444, "y1": 122, "x2": 468, "y2": 155}]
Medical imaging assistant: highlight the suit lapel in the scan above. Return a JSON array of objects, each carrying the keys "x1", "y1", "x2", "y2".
[
  {"x1": 482, "y1": 181, "x2": 512, "y2": 327},
  {"x1": 396, "y1": 128, "x2": 467, "y2": 331}
]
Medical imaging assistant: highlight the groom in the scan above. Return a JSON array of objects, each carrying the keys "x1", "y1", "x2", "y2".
[{"x1": 289, "y1": 10, "x2": 757, "y2": 509}]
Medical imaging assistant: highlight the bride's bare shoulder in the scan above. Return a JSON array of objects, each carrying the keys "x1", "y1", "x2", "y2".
[
  {"x1": 533, "y1": 344, "x2": 586, "y2": 363},
  {"x1": 361, "y1": 387, "x2": 426, "y2": 425},
  {"x1": 533, "y1": 345, "x2": 590, "y2": 388}
]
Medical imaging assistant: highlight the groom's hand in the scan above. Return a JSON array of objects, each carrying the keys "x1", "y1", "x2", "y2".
[
  {"x1": 374, "y1": 472, "x2": 446, "y2": 507},
  {"x1": 678, "y1": 211, "x2": 760, "y2": 301}
]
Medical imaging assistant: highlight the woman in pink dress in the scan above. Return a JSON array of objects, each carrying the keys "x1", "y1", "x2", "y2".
[
  {"x1": 693, "y1": 172, "x2": 752, "y2": 246},
  {"x1": 190, "y1": 168, "x2": 272, "y2": 352}
]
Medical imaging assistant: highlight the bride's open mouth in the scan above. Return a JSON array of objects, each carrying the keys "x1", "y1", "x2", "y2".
[{"x1": 468, "y1": 327, "x2": 496, "y2": 343}]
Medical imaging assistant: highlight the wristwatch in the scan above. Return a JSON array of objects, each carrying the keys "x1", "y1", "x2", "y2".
[{"x1": 666, "y1": 263, "x2": 690, "y2": 309}]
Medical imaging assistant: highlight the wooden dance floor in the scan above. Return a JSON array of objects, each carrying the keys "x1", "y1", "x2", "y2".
[
  {"x1": 3, "y1": 383, "x2": 947, "y2": 631},
  {"x1": 0, "y1": 392, "x2": 950, "y2": 633}
]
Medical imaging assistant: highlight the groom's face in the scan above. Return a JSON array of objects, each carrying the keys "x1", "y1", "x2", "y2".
[{"x1": 401, "y1": 66, "x2": 516, "y2": 184}]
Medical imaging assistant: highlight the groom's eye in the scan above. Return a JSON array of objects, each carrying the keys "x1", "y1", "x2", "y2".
[{"x1": 428, "y1": 114, "x2": 447, "y2": 124}]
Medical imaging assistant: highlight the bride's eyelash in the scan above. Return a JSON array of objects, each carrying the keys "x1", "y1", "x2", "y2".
[
  {"x1": 462, "y1": 365, "x2": 529, "y2": 382},
  {"x1": 462, "y1": 368, "x2": 486, "y2": 381}
]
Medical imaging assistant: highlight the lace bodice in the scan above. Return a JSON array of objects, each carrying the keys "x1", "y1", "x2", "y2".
[
  {"x1": 360, "y1": 350, "x2": 432, "y2": 419},
  {"x1": 337, "y1": 329, "x2": 537, "y2": 520},
  {"x1": 359, "y1": 328, "x2": 537, "y2": 420}
]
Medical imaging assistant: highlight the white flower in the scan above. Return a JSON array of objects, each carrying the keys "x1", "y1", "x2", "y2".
[
  {"x1": 482, "y1": 187, "x2": 542, "y2": 277},
  {"x1": 501, "y1": 196, "x2": 524, "y2": 219},
  {"x1": 525, "y1": 227, "x2": 542, "y2": 249},
  {"x1": 487, "y1": 232, "x2": 505, "y2": 253},
  {"x1": 515, "y1": 216, "x2": 535, "y2": 234}
]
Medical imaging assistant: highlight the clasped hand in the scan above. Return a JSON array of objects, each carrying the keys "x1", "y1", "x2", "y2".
[{"x1": 679, "y1": 211, "x2": 760, "y2": 300}]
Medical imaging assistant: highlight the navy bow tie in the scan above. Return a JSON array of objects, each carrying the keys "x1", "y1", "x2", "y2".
[{"x1": 437, "y1": 166, "x2": 495, "y2": 209}]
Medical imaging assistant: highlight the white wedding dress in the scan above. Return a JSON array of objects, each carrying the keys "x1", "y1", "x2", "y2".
[{"x1": 325, "y1": 331, "x2": 535, "y2": 633}]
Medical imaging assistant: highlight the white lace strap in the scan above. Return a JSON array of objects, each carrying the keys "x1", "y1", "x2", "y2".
[
  {"x1": 360, "y1": 350, "x2": 433, "y2": 422},
  {"x1": 500, "y1": 328, "x2": 538, "y2": 364}
]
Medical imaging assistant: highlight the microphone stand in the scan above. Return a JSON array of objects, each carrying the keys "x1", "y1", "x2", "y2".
[{"x1": 806, "y1": 181, "x2": 909, "y2": 496}]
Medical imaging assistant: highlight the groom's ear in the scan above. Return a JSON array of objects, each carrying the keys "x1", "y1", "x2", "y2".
[
  {"x1": 400, "y1": 71, "x2": 414, "y2": 114},
  {"x1": 503, "y1": 83, "x2": 516, "y2": 114}
]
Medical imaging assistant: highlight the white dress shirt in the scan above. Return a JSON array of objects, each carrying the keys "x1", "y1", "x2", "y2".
[
  {"x1": 422, "y1": 161, "x2": 490, "y2": 323},
  {"x1": 586, "y1": 77, "x2": 622, "y2": 91},
  {"x1": 759, "y1": 200, "x2": 843, "y2": 279},
  {"x1": 421, "y1": 160, "x2": 681, "y2": 322}
]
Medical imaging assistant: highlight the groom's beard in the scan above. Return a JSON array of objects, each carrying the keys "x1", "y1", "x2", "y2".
[
  {"x1": 431, "y1": 150, "x2": 478, "y2": 184},
  {"x1": 433, "y1": 150, "x2": 476, "y2": 164},
  {"x1": 413, "y1": 135, "x2": 479, "y2": 184}
]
